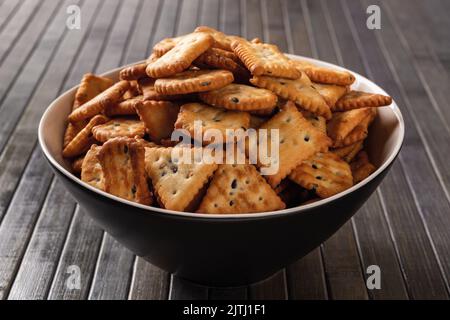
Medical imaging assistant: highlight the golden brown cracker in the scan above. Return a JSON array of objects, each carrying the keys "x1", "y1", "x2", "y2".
[
  {"x1": 145, "y1": 147, "x2": 218, "y2": 212},
  {"x1": 68, "y1": 80, "x2": 130, "y2": 122},
  {"x1": 256, "y1": 102, "x2": 332, "y2": 188},
  {"x1": 119, "y1": 63, "x2": 148, "y2": 81},
  {"x1": 331, "y1": 140, "x2": 364, "y2": 163},
  {"x1": 350, "y1": 151, "x2": 376, "y2": 184},
  {"x1": 289, "y1": 152, "x2": 353, "y2": 198},
  {"x1": 327, "y1": 107, "x2": 372, "y2": 142},
  {"x1": 98, "y1": 137, "x2": 152, "y2": 205},
  {"x1": 63, "y1": 120, "x2": 89, "y2": 149},
  {"x1": 194, "y1": 26, "x2": 243, "y2": 51},
  {"x1": 334, "y1": 90, "x2": 392, "y2": 111},
  {"x1": 330, "y1": 108, "x2": 376, "y2": 147},
  {"x1": 72, "y1": 156, "x2": 85, "y2": 176},
  {"x1": 231, "y1": 40, "x2": 300, "y2": 79},
  {"x1": 146, "y1": 32, "x2": 214, "y2": 78},
  {"x1": 251, "y1": 72, "x2": 331, "y2": 119},
  {"x1": 174, "y1": 103, "x2": 251, "y2": 144},
  {"x1": 197, "y1": 164, "x2": 285, "y2": 214},
  {"x1": 292, "y1": 60, "x2": 355, "y2": 86},
  {"x1": 300, "y1": 110, "x2": 327, "y2": 134},
  {"x1": 105, "y1": 96, "x2": 142, "y2": 116},
  {"x1": 154, "y1": 69, "x2": 234, "y2": 95},
  {"x1": 138, "y1": 78, "x2": 184, "y2": 101},
  {"x1": 62, "y1": 115, "x2": 108, "y2": 158},
  {"x1": 152, "y1": 36, "x2": 183, "y2": 57},
  {"x1": 72, "y1": 73, "x2": 114, "y2": 111},
  {"x1": 92, "y1": 118, "x2": 145, "y2": 143},
  {"x1": 81, "y1": 145, "x2": 104, "y2": 190},
  {"x1": 135, "y1": 100, "x2": 180, "y2": 143},
  {"x1": 199, "y1": 84, "x2": 277, "y2": 112},
  {"x1": 312, "y1": 83, "x2": 349, "y2": 108}
]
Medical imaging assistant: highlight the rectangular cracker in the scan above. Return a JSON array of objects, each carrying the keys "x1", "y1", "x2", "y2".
[
  {"x1": 105, "y1": 96, "x2": 142, "y2": 116},
  {"x1": 289, "y1": 152, "x2": 353, "y2": 198},
  {"x1": 327, "y1": 107, "x2": 373, "y2": 142},
  {"x1": 197, "y1": 164, "x2": 285, "y2": 214},
  {"x1": 331, "y1": 140, "x2": 364, "y2": 163},
  {"x1": 331, "y1": 108, "x2": 376, "y2": 147},
  {"x1": 174, "y1": 103, "x2": 251, "y2": 145},
  {"x1": 138, "y1": 78, "x2": 184, "y2": 101},
  {"x1": 334, "y1": 90, "x2": 392, "y2": 111},
  {"x1": 257, "y1": 101, "x2": 331, "y2": 188},
  {"x1": 312, "y1": 83, "x2": 349, "y2": 108},
  {"x1": 135, "y1": 100, "x2": 180, "y2": 143},
  {"x1": 292, "y1": 60, "x2": 355, "y2": 86},
  {"x1": 81, "y1": 145, "x2": 104, "y2": 190},
  {"x1": 231, "y1": 39, "x2": 300, "y2": 79},
  {"x1": 72, "y1": 73, "x2": 114, "y2": 111},
  {"x1": 350, "y1": 151, "x2": 376, "y2": 184},
  {"x1": 120, "y1": 63, "x2": 148, "y2": 81},
  {"x1": 145, "y1": 147, "x2": 218, "y2": 212},
  {"x1": 251, "y1": 73, "x2": 332, "y2": 119},
  {"x1": 68, "y1": 80, "x2": 130, "y2": 122},
  {"x1": 98, "y1": 137, "x2": 152, "y2": 205}
]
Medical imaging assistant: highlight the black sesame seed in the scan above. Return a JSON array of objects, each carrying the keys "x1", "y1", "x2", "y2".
[
  {"x1": 316, "y1": 176, "x2": 322, "y2": 180},
  {"x1": 231, "y1": 97, "x2": 239, "y2": 103},
  {"x1": 131, "y1": 185, "x2": 136, "y2": 194},
  {"x1": 201, "y1": 81, "x2": 211, "y2": 86},
  {"x1": 304, "y1": 136, "x2": 310, "y2": 142},
  {"x1": 229, "y1": 200, "x2": 234, "y2": 206},
  {"x1": 312, "y1": 164, "x2": 318, "y2": 169},
  {"x1": 124, "y1": 145, "x2": 129, "y2": 153},
  {"x1": 231, "y1": 179, "x2": 237, "y2": 189}
]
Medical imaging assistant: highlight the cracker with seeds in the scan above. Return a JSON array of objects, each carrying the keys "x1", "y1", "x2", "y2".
[
  {"x1": 194, "y1": 26, "x2": 243, "y2": 51},
  {"x1": 312, "y1": 83, "x2": 349, "y2": 108},
  {"x1": 120, "y1": 63, "x2": 148, "y2": 81},
  {"x1": 146, "y1": 32, "x2": 214, "y2": 78},
  {"x1": 154, "y1": 69, "x2": 234, "y2": 95},
  {"x1": 135, "y1": 100, "x2": 180, "y2": 143},
  {"x1": 138, "y1": 78, "x2": 184, "y2": 101},
  {"x1": 63, "y1": 115, "x2": 108, "y2": 158},
  {"x1": 292, "y1": 60, "x2": 355, "y2": 86},
  {"x1": 105, "y1": 96, "x2": 142, "y2": 116},
  {"x1": 98, "y1": 137, "x2": 152, "y2": 205},
  {"x1": 81, "y1": 145, "x2": 104, "y2": 190},
  {"x1": 301, "y1": 110, "x2": 327, "y2": 134},
  {"x1": 331, "y1": 140, "x2": 364, "y2": 163},
  {"x1": 145, "y1": 147, "x2": 218, "y2": 211},
  {"x1": 329, "y1": 108, "x2": 376, "y2": 147},
  {"x1": 175, "y1": 103, "x2": 250, "y2": 144},
  {"x1": 256, "y1": 102, "x2": 331, "y2": 188},
  {"x1": 231, "y1": 40, "x2": 300, "y2": 79},
  {"x1": 289, "y1": 152, "x2": 353, "y2": 198},
  {"x1": 334, "y1": 90, "x2": 392, "y2": 111},
  {"x1": 152, "y1": 36, "x2": 184, "y2": 57},
  {"x1": 92, "y1": 118, "x2": 145, "y2": 143},
  {"x1": 68, "y1": 80, "x2": 130, "y2": 122},
  {"x1": 351, "y1": 151, "x2": 376, "y2": 184},
  {"x1": 251, "y1": 72, "x2": 331, "y2": 119},
  {"x1": 199, "y1": 84, "x2": 277, "y2": 112},
  {"x1": 197, "y1": 164, "x2": 285, "y2": 214}
]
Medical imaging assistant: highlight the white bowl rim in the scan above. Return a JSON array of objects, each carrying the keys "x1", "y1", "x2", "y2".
[{"x1": 38, "y1": 54, "x2": 405, "y2": 220}]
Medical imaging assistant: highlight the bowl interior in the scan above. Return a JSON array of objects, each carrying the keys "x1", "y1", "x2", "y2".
[{"x1": 38, "y1": 55, "x2": 404, "y2": 218}]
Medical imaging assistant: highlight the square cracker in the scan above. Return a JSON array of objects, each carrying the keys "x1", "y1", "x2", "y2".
[
  {"x1": 250, "y1": 72, "x2": 332, "y2": 119},
  {"x1": 197, "y1": 164, "x2": 285, "y2": 214},
  {"x1": 257, "y1": 101, "x2": 331, "y2": 188},
  {"x1": 174, "y1": 103, "x2": 251, "y2": 145},
  {"x1": 312, "y1": 82, "x2": 349, "y2": 108},
  {"x1": 327, "y1": 107, "x2": 373, "y2": 142},
  {"x1": 145, "y1": 147, "x2": 218, "y2": 212},
  {"x1": 292, "y1": 60, "x2": 355, "y2": 86},
  {"x1": 350, "y1": 151, "x2": 376, "y2": 184},
  {"x1": 231, "y1": 40, "x2": 300, "y2": 79},
  {"x1": 331, "y1": 140, "x2": 364, "y2": 163},
  {"x1": 135, "y1": 100, "x2": 180, "y2": 143},
  {"x1": 81, "y1": 145, "x2": 104, "y2": 190},
  {"x1": 329, "y1": 108, "x2": 376, "y2": 147},
  {"x1": 72, "y1": 73, "x2": 114, "y2": 111},
  {"x1": 334, "y1": 90, "x2": 392, "y2": 111},
  {"x1": 98, "y1": 137, "x2": 152, "y2": 205},
  {"x1": 146, "y1": 32, "x2": 214, "y2": 78},
  {"x1": 289, "y1": 152, "x2": 353, "y2": 198},
  {"x1": 194, "y1": 26, "x2": 244, "y2": 51}
]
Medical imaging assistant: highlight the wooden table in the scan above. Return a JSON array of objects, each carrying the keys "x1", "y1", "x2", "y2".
[{"x1": 0, "y1": 0, "x2": 449, "y2": 300}]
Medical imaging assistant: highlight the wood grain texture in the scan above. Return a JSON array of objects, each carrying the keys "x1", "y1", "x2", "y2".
[
  {"x1": 249, "y1": 270, "x2": 288, "y2": 300},
  {"x1": 128, "y1": 258, "x2": 169, "y2": 300},
  {"x1": 0, "y1": 0, "x2": 21, "y2": 34},
  {"x1": 169, "y1": 276, "x2": 209, "y2": 300}
]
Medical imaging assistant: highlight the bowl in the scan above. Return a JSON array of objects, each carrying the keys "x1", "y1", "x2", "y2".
[{"x1": 38, "y1": 55, "x2": 404, "y2": 286}]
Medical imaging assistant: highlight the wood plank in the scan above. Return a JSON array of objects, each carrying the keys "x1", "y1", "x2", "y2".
[
  {"x1": 5, "y1": 0, "x2": 102, "y2": 300},
  {"x1": 220, "y1": 0, "x2": 240, "y2": 35},
  {"x1": 149, "y1": 0, "x2": 180, "y2": 45},
  {"x1": 301, "y1": 0, "x2": 368, "y2": 300},
  {"x1": 249, "y1": 270, "x2": 288, "y2": 300},
  {"x1": 208, "y1": 287, "x2": 248, "y2": 300},
  {"x1": 0, "y1": 0, "x2": 65, "y2": 153},
  {"x1": 169, "y1": 276, "x2": 209, "y2": 300},
  {"x1": 177, "y1": 0, "x2": 200, "y2": 35},
  {"x1": 128, "y1": 258, "x2": 170, "y2": 300},
  {"x1": 0, "y1": 0, "x2": 21, "y2": 34},
  {"x1": 283, "y1": 0, "x2": 311, "y2": 57},
  {"x1": 199, "y1": 0, "x2": 219, "y2": 29},
  {"x1": 241, "y1": 0, "x2": 263, "y2": 40},
  {"x1": 324, "y1": 0, "x2": 409, "y2": 300},
  {"x1": 341, "y1": 0, "x2": 449, "y2": 299}
]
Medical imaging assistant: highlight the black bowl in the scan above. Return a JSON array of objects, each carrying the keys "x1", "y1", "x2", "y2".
[{"x1": 38, "y1": 56, "x2": 404, "y2": 286}]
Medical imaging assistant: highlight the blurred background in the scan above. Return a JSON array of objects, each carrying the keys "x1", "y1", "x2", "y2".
[{"x1": 0, "y1": 0, "x2": 449, "y2": 300}]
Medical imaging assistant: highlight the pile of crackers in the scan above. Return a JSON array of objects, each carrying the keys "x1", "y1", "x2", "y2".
[{"x1": 62, "y1": 26, "x2": 392, "y2": 214}]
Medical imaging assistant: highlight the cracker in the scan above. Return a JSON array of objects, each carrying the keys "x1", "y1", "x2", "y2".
[
  {"x1": 68, "y1": 80, "x2": 130, "y2": 122},
  {"x1": 334, "y1": 90, "x2": 392, "y2": 111},
  {"x1": 138, "y1": 78, "x2": 184, "y2": 101},
  {"x1": 135, "y1": 100, "x2": 180, "y2": 143},
  {"x1": 72, "y1": 155, "x2": 85, "y2": 176},
  {"x1": 331, "y1": 140, "x2": 364, "y2": 163},
  {"x1": 175, "y1": 103, "x2": 251, "y2": 144},
  {"x1": 194, "y1": 48, "x2": 250, "y2": 82},
  {"x1": 292, "y1": 60, "x2": 355, "y2": 86},
  {"x1": 327, "y1": 107, "x2": 373, "y2": 142},
  {"x1": 289, "y1": 152, "x2": 353, "y2": 198},
  {"x1": 63, "y1": 115, "x2": 108, "y2": 158},
  {"x1": 257, "y1": 102, "x2": 332, "y2": 188},
  {"x1": 312, "y1": 83, "x2": 349, "y2": 108},
  {"x1": 249, "y1": 115, "x2": 268, "y2": 129},
  {"x1": 98, "y1": 137, "x2": 152, "y2": 205},
  {"x1": 300, "y1": 110, "x2": 326, "y2": 134},
  {"x1": 251, "y1": 72, "x2": 332, "y2": 119},
  {"x1": 152, "y1": 36, "x2": 183, "y2": 57},
  {"x1": 146, "y1": 32, "x2": 214, "y2": 78},
  {"x1": 72, "y1": 73, "x2": 114, "y2": 111},
  {"x1": 197, "y1": 164, "x2": 285, "y2": 214},
  {"x1": 194, "y1": 26, "x2": 243, "y2": 51},
  {"x1": 231, "y1": 39, "x2": 300, "y2": 79},
  {"x1": 92, "y1": 118, "x2": 145, "y2": 143},
  {"x1": 105, "y1": 96, "x2": 142, "y2": 116},
  {"x1": 81, "y1": 145, "x2": 104, "y2": 190},
  {"x1": 145, "y1": 147, "x2": 218, "y2": 211},
  {"x1": 63, "y1": 120, "x2": 89, "y2": 149},
  {"x1": 351, "y1": 151, "x2": 376, "y2": 184},
  {"x1": 154, "y1": 69, "x2": 234, "y2": 95},
  {"x1": 119, "y1": 63, "x2": 148, "y2": 81},
  {"x1": 123, "y1": 80, "x2": 142, "y2": 99},
  {"x1": 199, "y1": 84, "x2": 277, "y2": 112}
]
